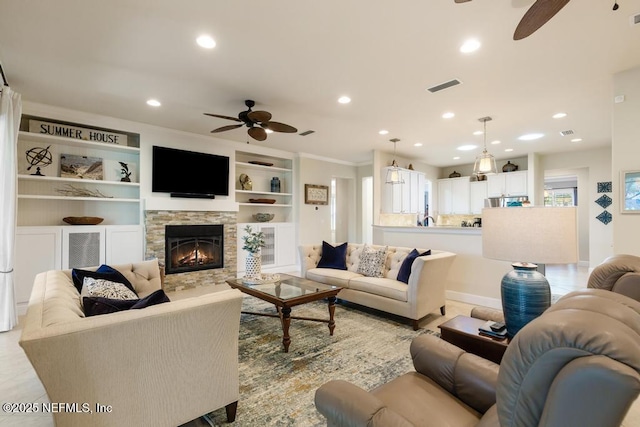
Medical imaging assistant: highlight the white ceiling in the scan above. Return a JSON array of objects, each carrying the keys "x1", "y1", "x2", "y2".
[{"x1": 1, "y1": 0, "x2": 639, "y2": 166}]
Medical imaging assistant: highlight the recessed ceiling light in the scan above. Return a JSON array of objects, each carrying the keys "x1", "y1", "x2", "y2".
[
  {"x1": 146, "y1": 99, "x2": 161, "y2": 107},
  {"x1": 265, "y1": 129, "x2": 274, "y2": 134},
  {"x1": 457, "y1": 144, "x2": 477, "y2": 151},
  {"x1": 552, "y1": 112, "x2": 567, "y2": 119},
  {"x1": 473, "y1": 130, "x2": 483, "y2": 136},
  {"x1": 460, "y1": 39, "x2": 481, "y2": 53},
  {"x1": 338, "y1": 96, "x2": 351, "y2": 104},
  {"x1": 414, "y1": 143, "x2": 423, "y2": 147},
  {"x1": 505, "y1": 148, "x2": 514, "y2": 152},
  {"x1": 442, "y1": 112, "x2": 455, "y2": 119},
  {"x1": 571, "y1": 138, "x2": 583, "y2": 142},
  {"x1": 379, "y1": 130, "x2": 389, "y2": 135},
  {"x1": 491, "y1": 140, "x2": 501, "y2": 145},
  {"x1": 518, "y1": 133, "x2": 544, "y2": 141},
  {"x1": 453, "y1": 156, "x2": 461, "y2": 160},
  {"x1": 196, "y1": 35, "x2": 216, "y2": 49}
]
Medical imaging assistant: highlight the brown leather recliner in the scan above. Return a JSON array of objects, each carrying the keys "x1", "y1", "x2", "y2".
[
  {"x1": 588, "y1": 254, "x2": 640, "y2": 302},
  {"x1": 315, "y1": 289, "x2": 640, "y2": 427}
]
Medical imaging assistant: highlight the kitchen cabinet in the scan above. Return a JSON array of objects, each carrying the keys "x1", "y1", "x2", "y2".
[
  {"x1": 469, "y1": 181, "x2": 488, "y2": 214},
  {"x1": 237, "y1": 222, "x2": 297, "y2": 274},
  {"x1": 487, "y1": 171, "x2": 528, "y2": 197},
  {"x1": 381, "y1": 168, "x2": 425, "y2": 214},
  {"x1": 438, "y1": 177, "x2": 470, "y2": 214}
]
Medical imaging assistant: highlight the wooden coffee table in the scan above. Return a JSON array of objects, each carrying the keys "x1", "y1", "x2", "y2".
[
  {"x1": 225, "y1": 274, "x2": 342, "y2": 353},
  {"x1": 438, "y1": 315, "x2": 509, "y2": 364}
]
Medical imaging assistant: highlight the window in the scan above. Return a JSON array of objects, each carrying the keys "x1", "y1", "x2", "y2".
[{"x1": 544, "y1": 188, "x2": 576, "y2": 207}]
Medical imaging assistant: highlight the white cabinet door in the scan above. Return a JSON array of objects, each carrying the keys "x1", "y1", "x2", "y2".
[
  {"x1": 15, "y1": 227, "x2": 62, "y2": 311},
  {"x1": 438, "y1": 179, "x2": 453, "y2": 214},
  {"x1": 487, "y1": 174, "x2": 506, "y2": 197},
  {"x1": 105, "y1": 225, "x2": 143, "y2": 265},
  {"x1": 505, "y1": 171, "x2": 528, "y2": 196},
  {"x1": 470, "y1": 181, "x2": 488, "y2": 214},
  {"x1": 62, "y1": 226, "x2": 106, "y2": 269},
  {"x1": 276, "y1": 223, "x2": 297, "y2": 267},
  {"x1": 451, "y1": 178, "x2": 470, "y2": 214},
  {"x1": 381, "y1": 167, "x2": 402, "y2": 213}
]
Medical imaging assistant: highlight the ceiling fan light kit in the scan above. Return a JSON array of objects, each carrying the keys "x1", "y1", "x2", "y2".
[
  {"x1": 205, "y1": 99, "x2": 297, "y2": 142},
  {"x1": 386, "y1": 138, "x2": 405, "y2": 185},
  {"x1": 473, "y1": 116, "x2": 497, "y2": 176}
]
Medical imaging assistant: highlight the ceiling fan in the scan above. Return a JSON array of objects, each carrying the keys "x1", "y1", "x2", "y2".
[
  {"x1": 454, "y1": 0, "x2": 572, "y2": 40},
  {"x1": 204, "y1": 99, "x2": 297, "y2": 142}
]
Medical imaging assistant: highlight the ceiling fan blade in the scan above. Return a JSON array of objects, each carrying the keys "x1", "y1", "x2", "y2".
[
  {"x1": 454, "y1": 0, "x2": 472, "y2": 3},
  {"x1": 513, "y1": 0, "x2": 570, "y2": 40},
  {"x1": 247, "y1": 110, "x2": 272, "y2": 123},
  {"x1": 264, "y1": 121, "x2": 298, "y2": 133},
  {"x1": 211, "y1": 124, "x2": 243, "y2": 133},
  {"x1": 248, "y1": 127, "x2": 267, "y2": 141},
  {"x1": 203, "y1": 113, "x2": 242, "y2": 122}
]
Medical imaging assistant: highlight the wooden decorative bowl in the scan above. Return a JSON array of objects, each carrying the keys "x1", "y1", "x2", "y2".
[
  {"x1": 63, "y1": 216, "x2": 104, "y2": 225},
  {"x1": 249, "y1": 199, "x2": 276, "y2": 204}
]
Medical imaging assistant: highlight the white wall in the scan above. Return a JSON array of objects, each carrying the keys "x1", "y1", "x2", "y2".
[
  {"x1": 612, "y1": 67, "x2": 640, "y2": 256},
  {"x1": 296, "y1": 155, "x2": 358, "y2": 245},
  {"x1": 541, "y1": 147, "x2": 613, "y2": 266}
]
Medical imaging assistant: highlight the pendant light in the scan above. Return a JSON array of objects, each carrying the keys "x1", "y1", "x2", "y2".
[
  {"x1": 473, "y1": 116, "x2": 497, "y2": 176},
  {"x1": 385, "y1": 138, "x2": 405, "y2": 185}
]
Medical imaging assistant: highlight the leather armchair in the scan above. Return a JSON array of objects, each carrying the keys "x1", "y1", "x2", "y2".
[
  {"x1": 315, "y1": 289, "x2": 640, "y2": 427},
  {"x1": 588, "y1": 254, "x2": 640, "y2": 301}
]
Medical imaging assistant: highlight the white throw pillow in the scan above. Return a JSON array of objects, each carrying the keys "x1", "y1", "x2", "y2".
[
  {"x1": 356, "y1": 245, "x2": 388, "y2": 278},
  {"x1": 80, "y1": 277, "x2": 139, "y2": 301}
]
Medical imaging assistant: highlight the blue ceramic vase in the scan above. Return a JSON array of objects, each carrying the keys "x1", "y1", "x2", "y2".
[{"x1": 501, "y1": 263, "x2": 550, "y2": 338}]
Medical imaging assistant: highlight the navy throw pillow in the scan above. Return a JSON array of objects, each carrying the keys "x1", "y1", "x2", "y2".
[
  {"x1": 72, "y1": 265, "x2": 135, "y2": 294},
  {"x1": 316, "y1": 241, "x2": 348, "y2": 270},
  {"x1": 83, "y1": 289, "x2": 170, "y2": 317},
  {"x1": 397, "y1": 249, "x2": 431, "y2": 284}
]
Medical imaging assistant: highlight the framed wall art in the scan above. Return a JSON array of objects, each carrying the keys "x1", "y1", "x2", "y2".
[
  {"x1": 60, "y1": 154, "x2": 103, "y2": 180},
  {"x1": 621, "y1": 170, "x2": 640, "y2": 213},
  {"x1": 305, "y1": 184, "x2": 329, "y2": 205}
]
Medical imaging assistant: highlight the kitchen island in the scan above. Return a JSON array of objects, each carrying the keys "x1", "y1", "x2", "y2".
[{"x1": 372, "y1": 225, "x2": 512, "y2": 308}]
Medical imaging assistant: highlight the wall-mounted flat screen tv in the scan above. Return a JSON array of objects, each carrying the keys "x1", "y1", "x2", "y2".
[{"x1": 152, "y1": 145, "x2": 229, "y2": 198}]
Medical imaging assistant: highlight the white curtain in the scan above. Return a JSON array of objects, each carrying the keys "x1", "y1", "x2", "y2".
[{"x1": 0, "y1": 86, "x2": 22, "y2": 332}]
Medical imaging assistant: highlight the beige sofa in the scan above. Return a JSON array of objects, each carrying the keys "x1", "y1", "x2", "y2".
[
  {"x1": 19, "y1": 259, "x2": 243, "y2": 427},
  {"x1": 299, "y1": 243, "x2": 456, "y2": 329}
]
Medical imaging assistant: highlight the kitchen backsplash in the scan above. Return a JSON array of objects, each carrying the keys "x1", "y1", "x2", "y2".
[{"x1": 437, "y1": 214, "x2": 482, "y2": 227}]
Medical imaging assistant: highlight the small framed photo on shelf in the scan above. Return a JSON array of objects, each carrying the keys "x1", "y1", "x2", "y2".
[
  {"x1": 60, "y1": 154, "x2": 103, "y2": 180},
  {"x1": 305, "y1": 184, "x2": 329, "y2": 205},
  {"x1": 621, "y1": 170, "x2": 640, "y2": 213}
]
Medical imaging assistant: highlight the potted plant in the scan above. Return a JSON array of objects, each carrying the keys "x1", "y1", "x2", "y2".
[{"x1": 242, "y1": 225, "x2": 265, "y2": 278}]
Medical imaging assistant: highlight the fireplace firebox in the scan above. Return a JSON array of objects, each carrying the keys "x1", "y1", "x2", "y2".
[{"x1": 165, "y1": 225, "x2": 223, "y2": 274}]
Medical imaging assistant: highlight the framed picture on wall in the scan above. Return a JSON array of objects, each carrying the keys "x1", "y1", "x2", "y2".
[
  {"x1": 305, "y1": 184, "x2": 329, "y2": 205},
  {"x1": 621, "y1": 170, "x2": 640, "y2": 213}
]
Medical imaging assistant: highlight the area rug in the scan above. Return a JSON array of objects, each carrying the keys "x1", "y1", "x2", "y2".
[{"x1": 204, "y1": 297, "x2": 439, "y2": 426}]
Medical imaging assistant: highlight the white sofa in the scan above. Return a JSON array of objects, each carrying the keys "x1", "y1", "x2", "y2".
[
  {"x1": 19, "y1": 259, "x2": 243, "y2": 427},
  {"x1": 299, "y1": 243, "x2": 456, "y2": 329}
]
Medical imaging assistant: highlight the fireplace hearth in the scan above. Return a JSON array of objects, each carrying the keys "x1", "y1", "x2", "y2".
[{"x1": 165, "y1": 224, "x2": 223, "y2": 274}]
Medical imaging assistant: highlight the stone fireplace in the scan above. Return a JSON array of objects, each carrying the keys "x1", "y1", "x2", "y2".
[{"x1": 145, "y1": 210, "x2": 237, "y2": 292}]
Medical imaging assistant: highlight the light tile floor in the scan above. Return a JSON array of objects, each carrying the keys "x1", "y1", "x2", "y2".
[{"x1": 1, "y1": 265, "x2": 638, "y2": 426}]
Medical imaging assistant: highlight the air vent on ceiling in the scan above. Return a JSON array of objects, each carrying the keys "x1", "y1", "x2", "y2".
[
  {"x1": 427, "y1": 79, "x2": 462, "y2": 93},
  {"x1": 559, "y1": 130, "x2": 574, "y2": 136},
  {"x1": 299, "y1": 130, "x2": 315, "y2": 136},
  {"x1": 631, "y1": 12, "x2": 640, "y2": 26}
]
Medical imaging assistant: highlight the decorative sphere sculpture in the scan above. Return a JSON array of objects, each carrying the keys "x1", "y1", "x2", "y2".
[{"x1": 25, "y1": 145, "x2": 53, "y2": 176}]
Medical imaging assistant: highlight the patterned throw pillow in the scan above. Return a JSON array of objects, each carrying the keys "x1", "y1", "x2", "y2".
[
  {"x1": 80, "y1": 277, "x2": 139, "y2": 302},
  {"x1": 357, "y1": 245, "x2": 388, "y2": 278}
]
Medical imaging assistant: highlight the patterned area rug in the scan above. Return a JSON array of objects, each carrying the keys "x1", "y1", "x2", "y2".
[{"x1": 205, "y1": 297, "x2": 439, "y2": 426}]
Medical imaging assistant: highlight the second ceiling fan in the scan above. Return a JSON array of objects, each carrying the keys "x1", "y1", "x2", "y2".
[
  {"x1": 455, "y1": 0, "x2": 571, "y2": 40},
  {"x1": 204, "y1": 99, "x2": 297, "y2": 142}
]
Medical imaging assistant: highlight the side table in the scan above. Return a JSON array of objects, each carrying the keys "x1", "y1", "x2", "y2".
[{"x1": 438, "y1": 315, "x2": 509, "y2": 364}]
